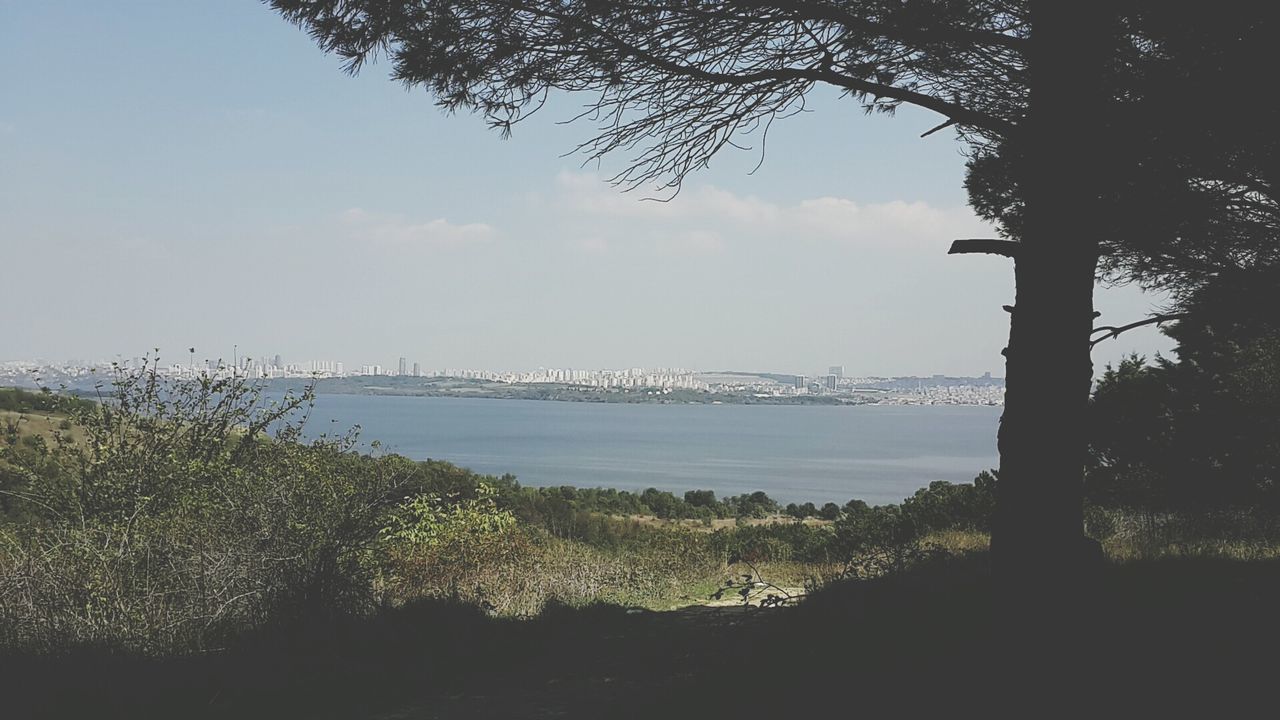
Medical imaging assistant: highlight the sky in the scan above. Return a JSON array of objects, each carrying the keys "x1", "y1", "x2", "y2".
[{"x1": 0, "y1": 1, "x2": 1175, "y2": 377}]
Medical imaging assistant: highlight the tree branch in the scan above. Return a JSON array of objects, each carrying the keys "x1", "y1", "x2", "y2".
[
  {"x1": 748, "y1": 1, "x2": 1029, "y2": 52},
  {"x1": 920, "y1": 118, "x2": 957, "y2": 137},
  {"x1": 948, "y1": 238, "x2": 1020, "y2": 258},
  {"x1": 577, "y1": 20, "x2": 1017, "y2": 137},
  {"x1": 1090, "y1": 313, "x2": 1190, "y2": 347}
]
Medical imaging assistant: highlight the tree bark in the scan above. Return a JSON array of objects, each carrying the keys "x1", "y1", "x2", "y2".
[{"x1": 990, "y1": 2, "x2": 1110, "y2": 589}]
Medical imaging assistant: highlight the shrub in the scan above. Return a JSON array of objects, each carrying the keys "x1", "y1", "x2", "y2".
[
  {"x1": 900, "y1": 472, "x2": 998, "y2": 534},
  {"x1": 0, "y1": 359, "x2": 449, "y2": 653}
]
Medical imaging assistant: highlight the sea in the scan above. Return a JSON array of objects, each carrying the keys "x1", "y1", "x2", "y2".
[{"x1": 297, "y1": 394, "x2": 1001, "y2": 506}]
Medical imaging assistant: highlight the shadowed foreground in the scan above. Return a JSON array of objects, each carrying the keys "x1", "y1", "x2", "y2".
[{"x1": 4, "y1": 553, "x2": 1277, "y2": 719}]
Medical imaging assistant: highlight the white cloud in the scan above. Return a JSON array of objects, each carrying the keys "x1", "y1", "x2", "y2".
[
  {"x1": 341, "y1": 208, "x2": 496, "y2": 247},
  {"x1": 552, "y1": 172, "x2": 991, "y2": 254}
]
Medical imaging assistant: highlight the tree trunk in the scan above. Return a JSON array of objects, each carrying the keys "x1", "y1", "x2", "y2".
[
  {"x1": 991, "y1": 244, "x2": 1099, "y2": 581},
  {"x1": 990, "y1": 2, "x2": 1110, "y2": 589}
]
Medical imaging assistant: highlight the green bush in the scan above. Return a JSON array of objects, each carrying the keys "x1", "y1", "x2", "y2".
[
  {"x1": 0, "y1": 360, "x2": 478, "y2": 653},
  {"x1": 0, "y1": 387, "x2": 95, "y2": 415},
  {"x1": 900, "y1": 472, "x2": 997, "y2": 534},
  {"x1": 713, "y1": 522, "x2": 837, "y2": 564}
]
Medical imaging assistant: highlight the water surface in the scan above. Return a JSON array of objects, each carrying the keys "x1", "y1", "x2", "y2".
[{"x1": 303, "y1": 395, "x2": 1001, "y2": 506}]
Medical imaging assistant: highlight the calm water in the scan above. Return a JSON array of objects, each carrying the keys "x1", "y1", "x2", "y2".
[{"x1": 301, "y1": 395, "x2": 1001, "y2": 506}]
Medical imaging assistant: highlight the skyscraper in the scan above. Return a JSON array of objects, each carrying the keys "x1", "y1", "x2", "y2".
[
  {"x1": 413, "y1": 362, "x2": 421, "y2": 377},
  {"x1": 398, "y1": 357, "x2": 408, "y2": 376},
  {"x1": 828, "y1": 365, "x2": 844, "y2": 378},
  {"x1": 825, "y1": 374, "x2": 838, "y2": 391}
]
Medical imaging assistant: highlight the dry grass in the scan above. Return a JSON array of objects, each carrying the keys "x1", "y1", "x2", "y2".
[
  {"x1": 1103, "y1": 536, "x2": 1280, "y2": 563},
  {"x1": 0, "y1": 409, "x2": 86, "y2": 445},
  {"x1": 923, "y1": 529, "x2": 990, "y2": 554},
  {"x1": 381, "y1": 527, "x2": 726, "y2": 616}
]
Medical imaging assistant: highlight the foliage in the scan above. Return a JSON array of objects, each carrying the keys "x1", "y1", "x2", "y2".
[
  {"x1": 1087, "y1": 277, "x2": 1280, "y2": 513},
  {"x1": 965, "y1": 7, "x2": 1280, "y2": 296},
  {"x1": 0, "y1": 387, "x2": 95, "y2": 415},
  {"x1": 376, "y1": 482, "x2": 519, "y2": 602},
  {"x1": 785, "y1": 502, "x2": 819, "y2": 519},
  {"x1": 826, "y1": 473, "x2": 997, "y2": 578},
  {"x1": 709, "y1": 562, "x2": 803, "y2": 609},
  {"x1": 902, "y1": 473, "x2": 997, "y2": 533},
  {"x1": 489, "y1": 480, "x2": 780, "y2": 524},
  {"x1": 0, "y1": 359, "x2": 1011, "y2": 655},
  {"x1": 0, "y1": 360, "x2": 460, "y2": 653},
  {"x1": 270, "y1": 0, "x2": 1020, "y2": 195}
]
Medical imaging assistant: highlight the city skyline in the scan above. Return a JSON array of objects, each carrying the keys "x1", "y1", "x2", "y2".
[{"x1": 0, "y1": 351, "x2": 1004, "y2": 384}]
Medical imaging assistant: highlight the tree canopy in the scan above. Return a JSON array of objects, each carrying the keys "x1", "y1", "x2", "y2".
[
  {"x1": 271, "y1": 0, "x2": 1027, "y2": 192},
  {"x1": 966, "y1": 5, "x2": 1280, "y2": 298},
  {"x1": 269, "y1": 1, "x2": 1280, "y2": 585}
]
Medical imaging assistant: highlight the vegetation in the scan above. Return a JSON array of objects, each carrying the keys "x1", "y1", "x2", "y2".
[
  {"x1": 3, "y1": 229, "x2": 1277, "y2": 715},
  {"x1": 5, "y1": 3, "x2": 1280, "y2": 714},
  {"x1": 0, "y1": 386, "x2": 95, "y2": 415},
  {"x1": 263, "y1": 0, "x2": 1280, "y2": 583},
  {"x1": 0, "y1": 363, "x2": 1009, "y2": 655},
  {"x1": 7, "y1": 349, "x2": 1271, "y2": 651},
  {"x1": 1087, "y1": 273, "x2": 1280, "y2": 516},
  {"x1": 3, "y1": 352, "x2": 1279, "y2": 715}
]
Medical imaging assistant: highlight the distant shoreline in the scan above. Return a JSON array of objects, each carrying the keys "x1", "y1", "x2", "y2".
[
  {"x1": 265, "y1": 378, "x2": 1002, "y2": 408},
  {"x1": 274, "y1": 378, "x2": 861, "y2": 406},
  {"x1": 0, "y1": 374, "x2": 1004, "y2": 408}
]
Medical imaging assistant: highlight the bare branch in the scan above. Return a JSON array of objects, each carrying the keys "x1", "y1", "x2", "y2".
[
  {"x1": 948, "y1": 238, "x2": 1020, "y2": 258},
  {"x1": 920, "y1": 118, "x2": 957, "y2": 138},
  {"x1": 1090, "y1": 313, "x2": 1190, "y2": 348}
]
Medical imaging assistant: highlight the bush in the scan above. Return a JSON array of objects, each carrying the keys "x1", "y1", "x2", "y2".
[
  {"x1": 0, "y1": 360, "x2": 464, "y2": 653},
  {"x1": 900, "y1": 472, "x2": 997, "y2": 534},
  {"x1": 713, "y1": 522, "x2": 837, "y2": 564}
]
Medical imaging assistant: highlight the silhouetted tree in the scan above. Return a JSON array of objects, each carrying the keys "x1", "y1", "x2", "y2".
[
  {"x1": 1089, "y1": 268, "x2": 1280, "y2": 513},
  {"x1": 268, "y1": 1, "x2": 1272, "y2": 589},
  {"x1": 968, "y1": 7, "x2": 1280, "y2": 301}
]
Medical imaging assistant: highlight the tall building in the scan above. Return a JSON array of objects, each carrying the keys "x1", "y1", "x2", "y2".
[
  {"x1": 828, "y1": 365, "x2": 844, "y2": 378},
  {"x1": 398, "y1": 357, "x2": 408, "y2": 376},
  {"x1": 413, "y1": 362, "x2": 421, "y2": 377},
  {"x1": 826, "y1": 374, "x2": 838, "y2": 391},
  {"x1": 794, "y1": 375, "x2": 806, "y2": 389}
]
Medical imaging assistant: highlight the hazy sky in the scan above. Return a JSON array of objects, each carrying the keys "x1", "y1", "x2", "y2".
[{"x1": 0, "y1": 1, "x2": 1174, "y2": 377}]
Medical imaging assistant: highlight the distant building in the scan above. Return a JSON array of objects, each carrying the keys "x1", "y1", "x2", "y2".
[
  {"x1": 413, "y1": 362, "x2": 421, "y2": 377},
  {"x1": 794, "y1": 375, "x2": 806, "y2": 389},
  {"x1": 828, "y1": 365, "x2": 844, "y2": 378},
  {"x1": 398, "y1": 357, "x2": 408, "y2": 376},
  {"x1": 825, "y1": 374, "x2": 838, "y2": 391}
]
